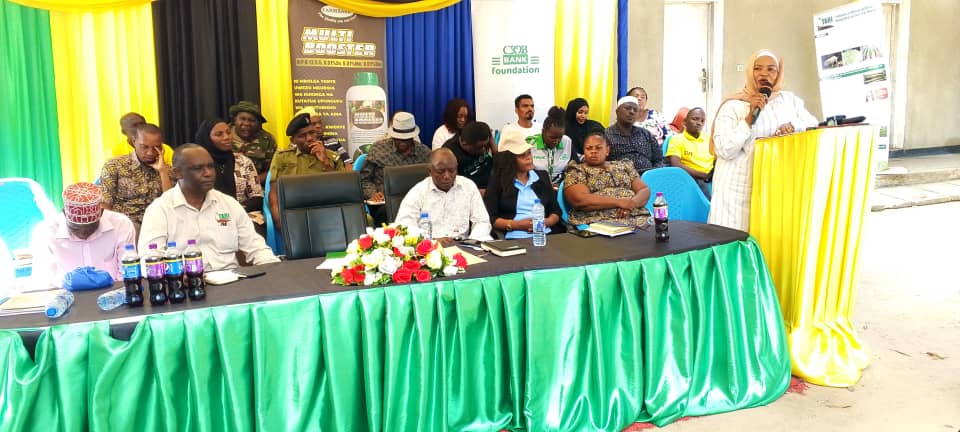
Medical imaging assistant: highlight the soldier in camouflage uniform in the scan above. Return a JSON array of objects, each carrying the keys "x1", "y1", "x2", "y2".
[{"x1": 229, "y1": 101, "x2": 276, "y2": 185}]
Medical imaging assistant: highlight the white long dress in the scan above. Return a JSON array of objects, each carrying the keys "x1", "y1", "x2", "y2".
[{"x1": 708, "y1": 91, "x2": 817, "y2": 232}]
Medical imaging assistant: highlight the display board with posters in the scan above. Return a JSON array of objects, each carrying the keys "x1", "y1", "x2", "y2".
[
  {"x1": 289, "y1": 1, "x2": 388, "y2": 155},
  {"x1": 814, "y1": 1, "x2": 891, "y2": 170}
]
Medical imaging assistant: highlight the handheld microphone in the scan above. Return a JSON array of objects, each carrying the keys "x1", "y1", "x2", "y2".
[{"x1": 750, "y1": 86, "x2": 773, "y2": 124}]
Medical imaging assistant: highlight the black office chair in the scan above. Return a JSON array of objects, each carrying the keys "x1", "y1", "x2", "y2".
[
  {"x1": 277, "y1": 171, "x2": 368, "y2": 259},
  {"x1": 383, "y1": 163, "x2": 429, "y2": 222}
]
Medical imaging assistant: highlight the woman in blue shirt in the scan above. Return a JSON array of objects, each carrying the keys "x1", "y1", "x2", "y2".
[{"x1": 483, "y1": 131, "x2": 563, "y2": 239}]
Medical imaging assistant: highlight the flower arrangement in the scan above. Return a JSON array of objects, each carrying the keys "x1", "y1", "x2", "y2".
[{"x1": 331, "y1": 224, "x2": 468, "y2": 286}]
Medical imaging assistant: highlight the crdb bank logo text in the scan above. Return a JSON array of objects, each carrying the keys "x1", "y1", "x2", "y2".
[
  {"x1": 319, "y1": 5, "x2": 356, "y2": 23},
  {"x1": 491, "y1": 45, "x2": 541, "y2": 75}
]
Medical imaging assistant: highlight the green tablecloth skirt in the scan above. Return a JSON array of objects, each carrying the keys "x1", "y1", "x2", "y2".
[{"x1": 0, "y1": 238, "x2": 789, "y2": 431}]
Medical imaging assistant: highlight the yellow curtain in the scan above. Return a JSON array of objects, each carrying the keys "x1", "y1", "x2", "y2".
[
  {"x1": 322, "y1": 0, "x2": 460, "y2": 17},
  {"x1": 49, "y1": 3, "x2": 159, "y2": 185},
  {"x1": 553, "y1": 0, "x2": 616, "y2": 125},
  {"x1": 8, "y1": 0, "x2": 150, "y2": 12},
  {"x1": 254, "y1": 0, "x2": 293, "y2": 141}
]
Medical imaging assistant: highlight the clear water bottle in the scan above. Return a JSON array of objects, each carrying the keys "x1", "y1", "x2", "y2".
[
  {"x1": 653, "y1": 192, "x2": 669, "y2": 242},
  {"x1": 418, "y1": 212, "x2": 433, "y2": 240},
  {"x1": 144, "y1": 243, "x2": 168, "y2": 305},
  {"x1": 45, "y1": 289, "x2": 75, "y2": 318},
  {"x1": 532, "y1": 199, "x2": 546, "y2": 247},
  {"x1": 164, "y1": 241, "x2": 186, "y2": 303},
  {"x1": 97, "y1": 287, "x2": 127, "y2": 311},
  {"x1": 120, "y1": 243, "x2": 144, "y2": 307},
  {"x1": 183, "y1": 239, "x2": 206, "y2": 301}
]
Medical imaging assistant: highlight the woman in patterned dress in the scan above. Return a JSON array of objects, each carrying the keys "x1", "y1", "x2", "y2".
[{"x1": 563, "y1": 133, "x2": 652, "y2": 228}]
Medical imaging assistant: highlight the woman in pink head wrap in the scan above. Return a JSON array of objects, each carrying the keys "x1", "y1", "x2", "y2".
[{"x1": 707, "y1": 49, "x2": 818, "y2": 232}]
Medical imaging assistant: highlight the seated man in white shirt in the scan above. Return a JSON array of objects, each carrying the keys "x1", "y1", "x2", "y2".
[
  {"x1": 500, "y1": 94, "x2": 538, "y2": 140},
  {"x1": 140, "y1": 144, "x2": 280, "y2": 271},
  {"x1": 394, "y1": 148, "x2": 493, "y2": 241}
]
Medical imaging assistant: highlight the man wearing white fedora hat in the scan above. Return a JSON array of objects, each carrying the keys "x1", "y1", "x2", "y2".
[{"x1": 359, "y1": 111, "x2": 431, "y2": 224}]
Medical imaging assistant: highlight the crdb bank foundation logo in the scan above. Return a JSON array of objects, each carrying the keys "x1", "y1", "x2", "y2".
[{"x1": 491, "y1": 45, "x2": 540, "y2": 75}]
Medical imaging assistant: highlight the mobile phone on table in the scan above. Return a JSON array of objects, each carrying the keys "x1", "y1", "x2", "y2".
[{"x1": 570, "y1": 229, "x2": 598, "y2": 238}]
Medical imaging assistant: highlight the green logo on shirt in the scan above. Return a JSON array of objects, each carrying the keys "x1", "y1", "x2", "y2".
[{"x1": 216, "y1": 212, "x2": 231, "y2": 226}]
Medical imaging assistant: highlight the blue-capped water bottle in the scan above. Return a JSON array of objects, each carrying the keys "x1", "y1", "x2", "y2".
[
  {"x1": 532, "y1": 199, "x2": 546, "y2": 247},
  {"x1": 45, "y1": 289, "x2": 75, "y2": 318},
  {"x1": 418, "y1": 212, "x2": 433, "y2": 240},
  {"x1": 97, "y1": 287, "x2": 127, "y2": 311}
]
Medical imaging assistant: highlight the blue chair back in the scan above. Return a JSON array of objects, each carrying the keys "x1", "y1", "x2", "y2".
[
  {"x1": 662, "y1": 135, "x2": 673, "y2": 156},
  {"x1": 263, "y1": 171, "x2": 285, "y2": 256},
  {"x1": 0, "y1": 178, "x2": 57, "y2": 255},
  {"x1": 640, "y1": 167, "x2": 710, "y2": 223},
  {"x1": 557, "y1": 179, "x2": 569, "y2": 224},
  {"x1": 353, "y1": 153, "x2": 367, "y2": 171}
]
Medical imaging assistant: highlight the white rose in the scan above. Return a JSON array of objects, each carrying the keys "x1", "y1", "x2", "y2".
[
  {"x1": 405, "y1": 225, "x2": 422, "y2": 238},
  {"x1": 330, "y1": 261, "x2": 346, "y2": 275},
  {"x1": 425, "y1": 250, "x2": 443, "y2": 270},
  {"x1": 391, "y1": 235, "x2": 406, "y2": 249},
  {"x1": 443, "y1": 265, "x2": 459, "y2": 277},
  {"x1": 365, "y1": 227, "x2": 375, "y2": 236},
  {"x1": 373, "y1": 231, "x2": 391, "y2": 245},
  {"x1": 363, "y1": 271, "x2": 381, "y2": 286},
  {"x1": 361, "y1": 250, "x2": 383, "y2": 267},
  {"x1": 346, "y1": 240, "x2": 360, "y2": 255},
  {"x1": 378, "y1": 257, "x2": 400, "y2": 275},
  {"x1": 344, "y1": 253, "x2": 359, "y2": 265}
]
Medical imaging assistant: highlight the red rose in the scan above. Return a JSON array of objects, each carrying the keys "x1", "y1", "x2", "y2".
[
  {"x1": 393, "y1": 269, "x2": 412, "y2": 283},
  {"x1": 415, "y1": 269, "x2": 432, "y2": 282},
  {"x1": 393, "y1": 247, "x2": 403, "y2": 257},
  {"x1": 453, "y1": 253, "x2": 467, "y2": 269},
  {"x1": 358, "y1": 235, "x2": 373, "y2": 250},
  {"x1": 416, "y1": 239, "x2": 434, "y2": 256},
  {"x1": 342, "y1": 269, "x2": 356, "y2": 284},
  {"x1": 402, "y1": 260, "x2": 422, "y2": 272},
  {"x1": 384, "y1": 227, "x2": 397, "y2": 238},
  {"x1": 352, "y1": 264, "x2": 365, "y2": 273}
]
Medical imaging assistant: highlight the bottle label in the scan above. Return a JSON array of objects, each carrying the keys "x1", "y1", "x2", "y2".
[
  {"x1": 146, "y1": 263, "x2": 165, "y2": 279},
  {"x1": 165, "y1": 259, "x2": 183, "y2": 276},
  {"x1": 184, "y1": 257, "x2": 204, "y2": 274},
  {"x1": 534, "y1": 220, "x2": 545, "y2": 232},
  {"x1": 654, "y1": 206, "x2": 668, "y2": 219},
  {"x1": 122, "y1": 262, "x2": 141, "y2": 279}
]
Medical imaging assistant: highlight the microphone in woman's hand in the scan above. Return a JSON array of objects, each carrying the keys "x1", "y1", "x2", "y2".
[{"x1": 751, "y1": 86, "x2": 773, "y2": 123}]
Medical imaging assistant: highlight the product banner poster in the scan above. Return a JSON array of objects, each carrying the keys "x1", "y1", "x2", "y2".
[
  {"x1": 471, "y1": 0, "x2": 557, "y2": 134},
  {"x1": 814, "y1": 2, "x2": 891, "y2": 169},
  {"x1": 289, "y1": 0, "x2": 388, "y2": 155}
]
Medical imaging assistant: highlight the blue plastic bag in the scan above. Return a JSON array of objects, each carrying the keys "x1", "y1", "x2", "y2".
[{"x1": 62, "y1": 266, "x2": 114, "y2": 291}]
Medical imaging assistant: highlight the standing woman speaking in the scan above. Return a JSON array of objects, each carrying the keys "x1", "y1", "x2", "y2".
[{"x1": 708, "y1": 49, "x2": 817, "y2": 231}]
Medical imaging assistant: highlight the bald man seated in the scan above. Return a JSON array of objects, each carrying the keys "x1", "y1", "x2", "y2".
[
  {"x1": 394, "y1": 148, "x2": 493, "y2": 241},
  {"x1": 140, "y1": 144, "x2": 279, "y2": 271}
]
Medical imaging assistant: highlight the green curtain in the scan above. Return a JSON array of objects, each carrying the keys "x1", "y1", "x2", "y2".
[
  {"x1": 0, "y1": 0, "x2": 63, "y2": 207},
  {"x1": 0, "y1": 239, "x2": 790, "y2": 431}
]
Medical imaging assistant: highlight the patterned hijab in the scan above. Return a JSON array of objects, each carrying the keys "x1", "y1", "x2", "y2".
[{"x1": 710, "y1": 49, "x2": 784, "y2": 153}]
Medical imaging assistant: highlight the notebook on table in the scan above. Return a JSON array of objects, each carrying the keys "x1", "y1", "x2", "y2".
[
  {"x1": 480, "y1": 240, "x2": 527, "y2": 257},
  {"x1": 585, "y1": 221, "x2": 636, "y2": 237}
]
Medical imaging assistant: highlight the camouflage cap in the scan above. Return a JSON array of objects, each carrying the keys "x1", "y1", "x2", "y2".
[{"x1": 229, "y1": 101, "x2": 268, "y2": 123}]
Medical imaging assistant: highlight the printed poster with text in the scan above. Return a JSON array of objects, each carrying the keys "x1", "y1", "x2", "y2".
[
  {"x1": 814, "y1": 2, "x2": 891, "y2": 169},
  {"x1": 289, "y1": 0, "x2": 387, "y2": 155}
]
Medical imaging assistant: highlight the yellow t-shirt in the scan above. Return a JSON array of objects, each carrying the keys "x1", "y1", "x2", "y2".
[
  {"x1": 665, "y1": 131, "x2": 714, "y2": 175},
  {"x1": 109, "y1": 140, "x2": 174, "y2": 167}
]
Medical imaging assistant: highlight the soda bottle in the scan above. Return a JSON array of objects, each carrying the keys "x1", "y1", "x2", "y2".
[
  {"x1": 165, "y1": 241, "x2": 186, "y2": 303},
  {"x1": 183, "y1": 239, "x2": 206, "y2": 301},
  {"x1": 120, "y1": 243, "x2": 144, "y2": 307},
  {"x1": 532, "y1": 199, "x2": 546, "y2": 247},
  {"x1": 144, "y1": 243, "x2": 168, "y2": 305},
  {"x1": 653, "y1": 192, "x2": 669, "y2": 243}
]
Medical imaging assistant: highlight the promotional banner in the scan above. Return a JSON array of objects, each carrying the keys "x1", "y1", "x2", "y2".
[
  {"x1": 814, "y1": 2, "x2": 891, "y2": 170},
  {"x1": 471, "y1": 0, "x2": 556, "y2": 135},
  {"x1": 289, "y1": 0, "x2": 388, "y2": 155}
]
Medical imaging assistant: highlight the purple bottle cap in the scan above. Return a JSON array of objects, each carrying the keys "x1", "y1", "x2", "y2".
[
  {"x1": 148, "y1": 243, "x2": 158, "y2": 249},
  {"x1": 187, "y1": 239, "x2": 197, "y2": 245}
]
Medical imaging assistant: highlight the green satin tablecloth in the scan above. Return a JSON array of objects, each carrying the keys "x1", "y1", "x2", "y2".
[{"x1": 0, "y1": 238, "x2": 789, "y2": 431}]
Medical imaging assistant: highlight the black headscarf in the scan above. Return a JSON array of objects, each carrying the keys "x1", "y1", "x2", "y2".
[
  {"x1": 564, "y1": 98, "x2": 604, "y2": 155},
  {"x1": 194, "y1": 119, "x2": 237, "y2": 198}
]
